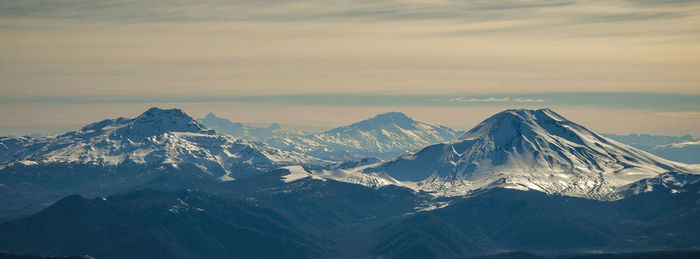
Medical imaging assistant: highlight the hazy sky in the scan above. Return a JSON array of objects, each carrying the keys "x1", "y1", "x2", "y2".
[{"x1": 0, "y1": 0, "x2": 699, "y2": 136}]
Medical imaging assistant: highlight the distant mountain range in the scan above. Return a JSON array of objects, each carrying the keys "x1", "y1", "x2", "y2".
[
  {"x1": 604, "y1": 133, "x2": 700, "y2": 164},
  {"x1": 649, "y1": 140, "x2": 700, "y2": 164},
  {"x1": 9, "y1": 111, "x2": 697, "y2": 164},
  {"x1": 0, "y1": 108, "x2": 327, "y2": 217},
  {"x1": 0, "y1": 108, "x2": 326, "y2": 179},
  {"x1": 1, "y1": 108, "x2": 698, "y2": 217},
  {"x1": 199, "y1": 112, "x2": 700, "y2": 164},
  {"x1": 198, "y1": 112, "x2": 304, "y2": 141},
  {"x1": 603, "y1": 133, "x2": 696, "y2": 148},
  {"x1": 307, "y1": 109, "x2": 699, "y2": 200},
  {"x1": 200, "y1": 112, "x2": 464, "y2": 161},
  {"x1": 0, "y1": 107, "x2": 699, "y2": 258}
]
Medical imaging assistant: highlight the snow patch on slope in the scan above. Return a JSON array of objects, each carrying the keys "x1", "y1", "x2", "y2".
[{"x1": 280, "y1": 165, "x2": 325, "y2": 182}]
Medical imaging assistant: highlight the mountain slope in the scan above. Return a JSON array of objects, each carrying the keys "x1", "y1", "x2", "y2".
[
  {"x1": 372, "y1": 180, "x2": 700, "y2": 258},
  {"x1": 0, "y1": 189, "x2": 320, "y2": 259},
  {"x1": 266, "y1": 112, "x2": 463, "y2": 161},
  {"x1": 0, "y1": 107, "x2": 325, "y2": 179},
  {"x1": 3, "y1": 176, "x2": 698, "y2": 259},
  {"x1": 349, "y1": 109, "x2": 699, "y2": 199},
  {"x1": 0, "y1": 107, "x2": 327, "y2": 218}
]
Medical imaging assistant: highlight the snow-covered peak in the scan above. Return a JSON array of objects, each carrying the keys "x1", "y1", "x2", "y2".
[
  {"x1": 126, "y1": 107, "x2": 212, "y2": 136},
  {"x1": 459, "y1": 108, "x2": 586, "y2": 143},
  {"x1": 0, "y1": 107, "x2": 327, "y2": 179},
  {"x1": 140, "y1": 107, "x2": 187, "y2": 118},
  {"x1": 266, "y1": 112, "x2": 462, "y2": 160},
  {"x1": 335, "y1": 108, "x2": 700, "y2": 200},
  {"x1": 369, "y1": 112, "x2": 415, "y2": 125},
  {"x1": 73, "y1": 107, "x2": 214, "y2": 142}
]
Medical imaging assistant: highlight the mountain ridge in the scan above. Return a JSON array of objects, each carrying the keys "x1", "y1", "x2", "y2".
[
  {"x1": 1, "y1": 107, "x2": 699, "y2": 258},
  {"x1": 2, "y1": 180, "x2": 698, "y2": 258},
  {"x1": 198, "y1": 112, "x2": 303, "y2": 141},
  {"x1": 0, "y1": 107, "x2": 328, "y2": 218},
  {"x1": 0, "y1": 189, "x2": 320, "y2": 259},
  {"x1": 265, "y1": 111, "x2": 464, "y2": 161},
  {"x1": 312, "y1": 108, "x2": 699, "y2": 200},
  {"x1": 0, "y1": 107, "x2": 325, "y2": 174}
]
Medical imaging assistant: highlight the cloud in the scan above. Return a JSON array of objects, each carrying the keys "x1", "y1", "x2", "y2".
[
  {"x1": 1, "y1": 0, "x2": 700, "y2": 99},
  {"x1": 626, "y1": 0, "x2": 700, "y2": 6},
  {"x1": 655, "y1": 112, "x2": 700, "y2": 118},
  {"x1": 0, "y1": 0, "x2": 695, "y2": 27},
  {"x1": 513, "y1": 97, "x2": 545, "y2": 103},
  {"x1": 448, "y1": 97, "x2": 545, "y2": 103},
  {"x1": 449, "y1": 97, "x2": 511, "y2": 102}
]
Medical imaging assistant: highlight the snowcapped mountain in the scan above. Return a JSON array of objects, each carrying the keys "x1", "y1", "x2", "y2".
[
  {"x1": 313, "y1": 109, "x2": 698, "y2": 200},
  {"x1": 604, "y1": 133, "x2": 700, "y2": 164},
  {"x1": 603, "y1": 133, "x2": 697, "y2": 150},
  {"x1": 649, "y1": 141, "x2": 700, "y2": 164},
  {"x1": 2, "y1": 108, "x2": 698, "y2": 258},
  {"x1": 265, "y1": 112, "x2": 463, "y2": 161},
  {"x1": 198, "y1": 112, "x2": 304, "y2": 141},
  {"x1": 0, "y1": 107, "x2": 326, "y2": 180}
]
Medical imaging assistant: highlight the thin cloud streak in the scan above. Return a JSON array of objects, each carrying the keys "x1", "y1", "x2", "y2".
[
  {"x1": 449, "y1": 97, "x2": 512, "y2": 102},
  {"x1": 0, "y1": 93, "x2": 696, "y2": 112},
  {"x1": 514, "y1": 98, "x2": 545, "y2": 103},
  {"x1": 656, "y1": 112, "x2": 700, "y2": 118}
]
